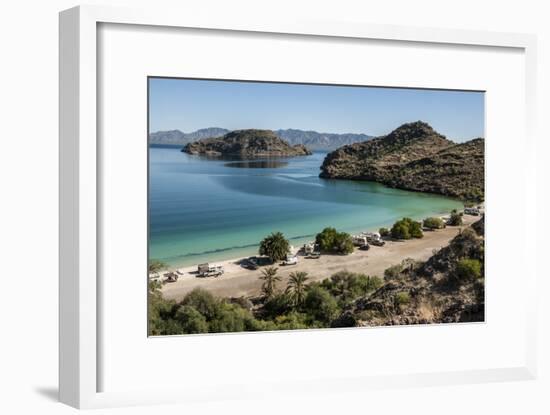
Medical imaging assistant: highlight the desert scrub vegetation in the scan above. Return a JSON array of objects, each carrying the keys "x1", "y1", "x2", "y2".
[
  {"x1": 455, "y1": 258, "x2": 482, "y2": 281},
  {"x1": 148, "y1": 270, "x2": 383, "y2": 335},
  {"x1": 393, "y1": 291, "x2": 411, "y2": 309}
]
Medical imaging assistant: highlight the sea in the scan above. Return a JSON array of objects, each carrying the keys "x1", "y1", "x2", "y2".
[{"x1": 149, "y1": 145, "x2": 463, "y2": 268}]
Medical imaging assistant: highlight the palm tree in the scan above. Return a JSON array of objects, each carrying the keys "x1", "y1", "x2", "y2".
[
  {"x1": 259, "y1": 232, "x2": 290, "y2": 263},
  {"x1": 286, "y1": 271, "x2": 309, "y2": 307},
  {"x1": 259, "y1": 266, "x2": 281, "y2": 299}
]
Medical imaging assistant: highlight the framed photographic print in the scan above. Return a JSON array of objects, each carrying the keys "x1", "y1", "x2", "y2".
[
  {"x1": 147, "y1": 78, "x2": 486, "y2": 336},
  {"x1": 59, "y1": 5, "x2": 538, "y2": 409}
]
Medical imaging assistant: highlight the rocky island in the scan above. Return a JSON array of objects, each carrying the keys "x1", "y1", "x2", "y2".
[
  {"x1": 182, "y1": 129, "x2": 312, "y2": 158},
  {"x1": 320, "y1": 121, "x2": 485, "y2": 201}
]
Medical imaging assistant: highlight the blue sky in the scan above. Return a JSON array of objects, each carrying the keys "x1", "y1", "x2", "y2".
[{"x1": 148, "y1": 78, "x2": 485, "y2": 142}]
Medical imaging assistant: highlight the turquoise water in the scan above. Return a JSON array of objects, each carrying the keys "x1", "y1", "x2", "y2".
[{"x1": 149, "y1": 146, "x2": 463, "y2": 268}]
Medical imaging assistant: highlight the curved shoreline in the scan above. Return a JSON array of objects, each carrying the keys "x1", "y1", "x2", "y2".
[
  {"x1": 159, "y1": 214, "x2": 478, "y2": 301},
  {"x1": 152, "y1": 204, "x2": 463, "y2": 269}
]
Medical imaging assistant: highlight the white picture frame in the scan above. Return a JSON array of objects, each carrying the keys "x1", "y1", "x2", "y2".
[{"x1": 59, "y1": 4, "x2": 538, "y2": 409}]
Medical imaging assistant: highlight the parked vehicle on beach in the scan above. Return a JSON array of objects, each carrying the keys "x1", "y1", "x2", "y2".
[
  {"x1": 352, "y1": 235, "x2": 368, "y2": 247},
  {"x1": 306, "y1": 251, "x2": 321, "y2": 259},
  {"x1": 363, "y1": 231, "x2": 381, "y2": 241},
  {"x1": 163, "y1": 272, "x2": 179, "y2": 282},
  {"x1": 369, "y1": 239, "x2": 386, "y2": 247},
  {"x1": 359, "y1": 243, "x2": 370, "y2": 251},
  {"x1": 464, "y1": 207, "x2": 480, "y2": 216},
  {"x1": 242, "y1": 257, "x2": 259, "y2": 270},
  {"x1": 301, "y1": 242, "x2": 315, "y2": 255},
  {"x1": 197, "y1": 263, "x2": 224, "y2": 277},
  {"x1": 363, "y1": 232, "x2": 385, "y2": 246},
  {"x1": 282, "y1": 255, "x2": 298, "y2": 265}
]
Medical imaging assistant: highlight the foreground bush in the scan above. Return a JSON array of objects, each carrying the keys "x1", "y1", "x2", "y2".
[
  {"x1": 393, "y1": 292, "x2": 411, "y2": 311},
  {"x1": 303, "y1": 286, "x2": 340, "y2": 324},
  {"x1": 175, "y1": 305, "x2": 208, "y2": 334},
  {"x1": 455, "y1": 258, "x2": 482, "y2": 281},
  {"x1": 321, "y1": 271, "x2": 382, "y2": 305},
  {"x1": 181, "y1": 288, "x2": 219, "y2": 320}
]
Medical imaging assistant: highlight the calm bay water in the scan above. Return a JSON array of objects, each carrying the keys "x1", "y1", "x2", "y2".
[{"x1": 149, "y1": 145, "x2": 463, "y2": 268}]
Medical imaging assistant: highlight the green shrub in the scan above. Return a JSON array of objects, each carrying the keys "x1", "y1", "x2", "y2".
[
  {"x1": 175, "y1": 305, "x2": 209, "y2": 334},
  {"x1": 148, "y1": 281, "x2": 177, "y2": 336},
  {"x1": 180, "y1": 288, "x2": 219, "y2": 320},
  {"x1": 208, "y1": 302, "x2": 252, "y2": 333},
  {"x1": 391, "y1": 218, "x2": 423, "y2": 239},
  {"x1": 455, "y1": 258, "x2": 482, "y2": 281},
  {"x1": 303, "y1": 286, "x2": 340, "y2": 325},
  {"x1": 273, "y1": 312, "x2": 309, "y2": 330},
  {"x1": 448, "y1": 209, "x2": 463, "y2": 226},
  {"x1": 333, "y1": 232, "x2": 355, "y2": 254},
  {"x1": 379, "y1": 227, "x2": 390, "y2": 237},
  {"x1": 409, "y1": 220, "x2": 423, "y2": 238},
  {"x1": 315, "y1": 227, "x2": 354, "y2": 254},
  {"x1": 394, "y1": 292, "x2": 410, "y2": 307},
  {"x1": 262, "y1": 292, "x2": 293, "y2": 318},
  {"x1": 391, "y1": 221, "x2": 410, "y2": 239},
  {"x1": 159, "y1": 319, "x2": 185, "y2": 335},
  {"x1": 423, "y1": 217, "x2": 444, "y2": 230}
]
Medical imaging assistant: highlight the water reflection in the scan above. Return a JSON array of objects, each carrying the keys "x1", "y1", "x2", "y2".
[{"x1": 224, "y1": 160, "x2": 289, "y2": 169}]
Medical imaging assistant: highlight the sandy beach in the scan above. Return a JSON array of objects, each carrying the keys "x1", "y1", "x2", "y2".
[{"x1": 159, "y1": 214, "x2": 478, "y2": 301}]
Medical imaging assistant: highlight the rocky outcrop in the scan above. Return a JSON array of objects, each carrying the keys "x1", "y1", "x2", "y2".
[
  {"x1": 182, "y1": 129, "x2": 312, "y2": 158},
  {"x1": 320, "y1": 121, "x2": 485, "y2": 201},
  {"x1": 337, "y1": 218, "x2": 485, "y2": 326}
]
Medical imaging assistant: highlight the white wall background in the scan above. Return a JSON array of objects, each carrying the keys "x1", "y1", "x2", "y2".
[{"x1": 0, "y1": 0, "x2": 548, "y2": 414}]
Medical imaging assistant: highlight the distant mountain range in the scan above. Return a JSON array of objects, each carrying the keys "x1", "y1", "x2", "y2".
[
  {"x1": 149, "y1": 128, "x2": 229, "y2": 146},
  {"x1": 149, "y1": 127, "x2": 372, "y2": 150}
]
